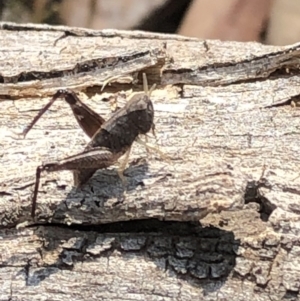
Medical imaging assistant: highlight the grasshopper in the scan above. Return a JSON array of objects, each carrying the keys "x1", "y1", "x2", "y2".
[{"x1": 23, "y1": 73, "x2": 157, "y2": 218}]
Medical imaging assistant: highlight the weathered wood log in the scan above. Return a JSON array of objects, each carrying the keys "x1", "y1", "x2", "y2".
[{"x1": 1, "y1": 22, "x2": 300, "y2": 300}]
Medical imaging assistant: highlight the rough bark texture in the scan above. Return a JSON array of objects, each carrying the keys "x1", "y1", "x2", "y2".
[{"x1": 1, "y1": 22, "x2": 300, "y2": 300}]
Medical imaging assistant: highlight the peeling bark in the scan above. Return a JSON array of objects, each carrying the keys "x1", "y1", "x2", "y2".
[{"x1": 0, "y1": 22, "x2": 300, "y2": 300}]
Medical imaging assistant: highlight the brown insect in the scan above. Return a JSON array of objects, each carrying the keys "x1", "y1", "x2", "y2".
[{"x1": 23, "y1": 73, "x2": 157, "y2": 218}]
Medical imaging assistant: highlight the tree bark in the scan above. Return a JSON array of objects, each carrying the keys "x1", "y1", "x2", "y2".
[{"x1": 0, "y1": 22, "x2": 300, "y2": 300}]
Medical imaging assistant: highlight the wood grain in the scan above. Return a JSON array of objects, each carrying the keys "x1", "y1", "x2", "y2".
[{"x1": 1, "y1": 22, "x2": 300, "y2": 300}]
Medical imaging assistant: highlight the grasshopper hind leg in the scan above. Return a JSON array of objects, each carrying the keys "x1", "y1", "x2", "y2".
[{"x1": 73, "y1": 169, "x2": 98, "y2": 187}]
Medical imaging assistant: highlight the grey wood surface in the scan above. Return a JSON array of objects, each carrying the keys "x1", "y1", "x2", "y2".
[{"x1": 1, "y1": 22, "x2": 300, "y2": 300}]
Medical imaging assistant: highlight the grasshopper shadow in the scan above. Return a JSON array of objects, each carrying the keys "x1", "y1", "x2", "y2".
[{"x1": 51, "y1": 159, "x2": 150, "y2": 220}]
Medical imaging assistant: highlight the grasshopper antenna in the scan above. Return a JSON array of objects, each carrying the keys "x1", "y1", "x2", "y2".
[
  {"x1": 142, "y1": 73, "x2": 156, "y2": 137},
  {"x1": 142, "y1": 73, "x2": 156, "y2": 98}
]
